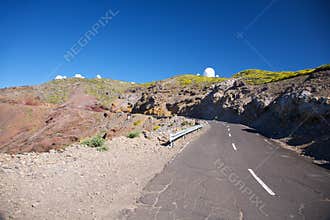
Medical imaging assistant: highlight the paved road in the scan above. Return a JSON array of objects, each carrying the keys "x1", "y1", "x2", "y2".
[{"x1": 121, "y1": 121, "x2": 330, "y2": 220}]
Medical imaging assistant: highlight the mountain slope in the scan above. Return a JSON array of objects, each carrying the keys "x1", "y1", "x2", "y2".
[
  {"x1": 0, "y1": 64, "x2": 329, "y2": 166},
  {"x1": 132, "y1": 66, "x2": 330, "y2": 165}
]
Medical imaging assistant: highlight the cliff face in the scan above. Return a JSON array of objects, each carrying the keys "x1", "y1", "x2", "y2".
[{"x1": 132, "y1": 70, "x2": 330, "y2": 163}]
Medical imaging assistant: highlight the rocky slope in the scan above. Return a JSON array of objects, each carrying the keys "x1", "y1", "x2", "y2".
[
  {"x1": 0, "y1": 64, "x2": 329, "y2": 166},
  {"x1": 0, "y1": 79, "x2": 201, "y2": 153},
  {"x1": 131, "y1": 66, "x2": 330, "y2": 165}
]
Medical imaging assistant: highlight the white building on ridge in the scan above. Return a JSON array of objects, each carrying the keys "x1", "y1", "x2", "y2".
[
  {"x1": 55, "y1": 75, "x2": 67, "y2": 80},
  {"x1": 203, "y1": 67, "x2": 216, "y2": 77},
  {"x1": 74, "y1": 74, "x2": 85, "y2": 79}
]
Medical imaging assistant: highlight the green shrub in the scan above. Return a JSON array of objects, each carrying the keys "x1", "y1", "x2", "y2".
[
  {"x1": 81, "y1": 135, "x2": 106, "y2": 149},
  {"x1": 96, "y1": 145, "x2": 109, "y2": 152},
  {"x1": 181, "y1": 121, "x2": 189, "y2": 126},
  {"x1": 133, "y1": 120, "x2": 142, "y2": 126},
  {"x1": 153, "y1": 125, "x2": 161, "y2": 131},
  {"x1": 181, "y1": 121, "x2": 193, "y2": 126},
  {"x1": 127, "y1": 131, "x2": 140, "y2": 138}
]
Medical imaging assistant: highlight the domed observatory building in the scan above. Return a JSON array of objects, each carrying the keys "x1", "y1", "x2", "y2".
[{"x1": 203, "y1": 67, "x2": 216, "y2": 77}]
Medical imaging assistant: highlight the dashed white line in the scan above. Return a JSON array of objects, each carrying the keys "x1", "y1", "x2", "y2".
[
  {"x1": 228, "y1": 133, "x2": 231, "y2": 137},
  {"x1": 232, "y1": 143, "x2": 237, "y2": 151},
  {"x1": 227, "y1": 128, "x2": 230, "y2": 131},
  {"x1": 248, "y1": 169, "x2": 276, "y2": 196}
]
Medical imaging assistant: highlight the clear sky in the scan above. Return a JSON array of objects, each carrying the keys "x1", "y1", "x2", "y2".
[{"x1": 1, "y1": 0, "x2": 329, "y2": 88}]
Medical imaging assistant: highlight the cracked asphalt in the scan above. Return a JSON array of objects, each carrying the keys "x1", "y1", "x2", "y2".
[{"x1": 120, "y1": 121, "x2": 330, "y2": 219}]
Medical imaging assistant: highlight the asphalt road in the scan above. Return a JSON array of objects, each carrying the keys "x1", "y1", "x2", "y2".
[{"x1": 121, "y1": 121, "x2": 330, "y2": 220}]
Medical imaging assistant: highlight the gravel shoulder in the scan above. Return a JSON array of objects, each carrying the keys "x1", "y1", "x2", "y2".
[{"x1": 0, "y1": 125, "x2": 208, "y2": 220}]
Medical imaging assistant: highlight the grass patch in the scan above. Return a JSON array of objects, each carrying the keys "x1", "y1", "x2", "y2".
[
  {"x1": 41, "y1": 81, "x2": 70, "y2": 104},
  {"x1": 39, "y1": 78, "x2": 132, "y2": 105},
  {"x1": 233, "y1": 68, "x2": 315, "y2": 85},
  {"x1": 175, "y1": 74, "x2": 227, "y2": 86},
  {"x1": 84, "y1": 78, "x2": 131, "y2": 106},
  {"x1": 127, "y1": 131, "x2": 140, "y2": 138},
  {"x1": 81, "y1": 135, "x2": 107, "y2": 151},
  {"x1": 141, "y1": 81, "x2": 156, "y2": 88}
]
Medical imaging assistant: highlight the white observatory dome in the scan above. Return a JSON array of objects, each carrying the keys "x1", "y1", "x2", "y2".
[{"x1": 203, "y1": 67, "x2": 215, "y2": 77}]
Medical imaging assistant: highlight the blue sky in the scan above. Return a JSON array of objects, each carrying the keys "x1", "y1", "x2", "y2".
[{"x1": 0, "y1": 0, "x2": 329, "y2": 88}]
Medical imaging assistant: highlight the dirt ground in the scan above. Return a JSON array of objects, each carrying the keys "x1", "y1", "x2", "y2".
[{"x1": 0, "y1": 126, "x2": 207, "y2": 220}]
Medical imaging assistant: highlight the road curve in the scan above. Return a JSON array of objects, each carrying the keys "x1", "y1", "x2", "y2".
[{"x1": 120, "y1": 121, "x2": 330, "y2": 220}]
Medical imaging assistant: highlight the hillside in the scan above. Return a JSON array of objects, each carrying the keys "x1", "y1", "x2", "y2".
[
  {"x1": 232, "y1": 64, "x2": 330, "y2": 85},
  {"x1": 0, "y1": 64, "x2": 329, "y2": 165}
]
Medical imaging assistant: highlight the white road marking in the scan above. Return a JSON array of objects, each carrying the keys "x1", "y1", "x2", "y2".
[
  {"x1": 227, "y1": 128, "x2": 230, "y2": 131},
  {"x1": 232, "y1": 143, "x2": 237, "y2": 151},
  {"x1": 264, "y1": 139, "x2": 271, "y2": 145},
  {"x1": 248, "y1": 169, "x2": 276, "y2": 196},
  {"x1": 264, "y1": 138, "x2": 277, "y2": 150},
  {"x1": 228, "y1": 133, "x2": 231, "y2": 137}
]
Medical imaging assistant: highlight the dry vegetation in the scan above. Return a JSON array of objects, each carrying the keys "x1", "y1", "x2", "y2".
[
  {"x1": 233, "y1": 64, "x2": 330, "y2": 85},
  {"x1": 175, "y1": 74, "x2": 227, "y2": 86},
  {"x1": 39, "y1": 78, "x2": 132, "y2": 105}
]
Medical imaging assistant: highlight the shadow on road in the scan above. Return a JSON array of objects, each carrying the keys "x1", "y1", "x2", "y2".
[
  {"x1": 317, "y1": 163, "x2": 330, "y2": 170},
  {"x1": 170, "y1": 84, "x2": 330, "y2": 170},
  {"x1": 214, "y1": 118, "x2": 330, "y2": 170},
  {"x1": 238, "y1": 121, "x2": 330, "y2": 170},
  {"x1": 242, "y1": 128, "x2": 259, "y2": 134}
]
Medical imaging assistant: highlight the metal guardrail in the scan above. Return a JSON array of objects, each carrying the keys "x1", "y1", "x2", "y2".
[{"x1": 169, "y1": 125, "x2": 203, "y2": 147}]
